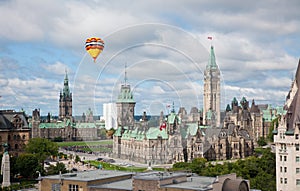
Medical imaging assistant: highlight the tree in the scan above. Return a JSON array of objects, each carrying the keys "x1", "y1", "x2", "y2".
[
  {"x1": 267, "y1": 117, "x2": 279, "y2": 142},
  {"x1": 257, "y1": 137, "x2": 267, "y2": 147},
  {"x1": 106, "y1": 128, "x2": 116, "y2": 139},
  {"x1": 46, "y1": 162, "x2": 68, "y2": 175},
  {"x1": 75, "y1": 155, "x2": 81, "y2": 163},
  {"x1": 16, "y1": 153, "x2": 41, "y2": 178},
  {"x1": 25, "y1": 138, "x2": 58, "y2": 163},
  {"x1": 98, "y1": 128, "x2": 107, "y2": 139}
]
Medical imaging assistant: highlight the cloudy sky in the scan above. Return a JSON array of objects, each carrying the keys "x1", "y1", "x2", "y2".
[{"x1": 0, "y1": 0, "x2": 299, "y2": 116}]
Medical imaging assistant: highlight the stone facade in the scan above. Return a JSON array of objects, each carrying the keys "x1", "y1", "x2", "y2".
[
  {"x1": 113, "y1": 46, "x2": 255, "y2": 164},
  {"x1": 274, "y1": 59, "x2": 300, "y2": 191},
  {"x1": 223, "y1": 97, "x2": 284, "y2": 144},
  {"x1": 31, "y1": 73, "x2": 104, "y2": 141},
  {"x1": 0, "y1": 110, "x2": 31, "y2": 156},
  {"x1": 203, "y1": 46, "x2": 221, "y2": 127},
  {"x1": 59, "y1": 71, "x2": 72, "y2": 120}
]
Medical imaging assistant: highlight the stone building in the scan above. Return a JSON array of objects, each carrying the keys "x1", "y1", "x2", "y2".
[
  {"x1": 113, "y1": 45, "x2": 255, "y2": 164},
  {"x1": 0, "y1": 110, "x2": 31, "y2": 156},
  {"x1": 223, "y1": 97, "x2": 284, "y2": 144},
  {"x1": 59, "y1": 71, "x2": 72, "y2": 120},
  {"x1": 274, "y1": 59, "x2": 300, "y2": 191},
  {"x1": 203, "y1": 46, "x2": 221, "y2": 127},
  {"x1": 31, "y1": 72, "x2": 104, "y2": 141}
]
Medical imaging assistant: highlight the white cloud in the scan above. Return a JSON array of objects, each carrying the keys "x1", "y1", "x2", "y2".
[
  {"x1": 0, "y1": 0, "x2": 299, "y2": 115},
  {"x1": 43, "y1": 61, "x2": 71, "y2": 75}
]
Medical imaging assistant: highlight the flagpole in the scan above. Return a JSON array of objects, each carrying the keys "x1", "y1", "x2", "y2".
[{"x1": 208, "y1": 36, "x2": 213, "y2": 47}]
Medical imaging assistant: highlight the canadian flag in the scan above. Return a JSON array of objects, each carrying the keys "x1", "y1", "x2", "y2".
[
  {"x1": 160, "y1": 122, "x2": 167, "y2": 131},
  {"x1": 207, "y1": 36, "x2": 213, "y2": 40}
]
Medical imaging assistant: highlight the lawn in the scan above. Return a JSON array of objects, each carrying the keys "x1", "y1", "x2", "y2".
[
  {"x1": 57, "y1": 140, "x2": 113, "y2": 153},
  {"x1": 57, "y1": 140, "x2": 113, "y2": 147},
  {"x1": 89, "y1": 161, "x2": 164, "y2": 172}
]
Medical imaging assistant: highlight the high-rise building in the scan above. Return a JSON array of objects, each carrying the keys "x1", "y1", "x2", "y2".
[
  {"x1": 203, "y1": 46, "x2": 221, "y2": 127},
  {"x1": 103, "y1": 103, "x2": 117, "y2": 129},
  {"x1": 274, "y1": 59, "x2": 300, "y2": 191},
  {"x1": 59, "y1": 71, "x2": 72, "y2": 119}
]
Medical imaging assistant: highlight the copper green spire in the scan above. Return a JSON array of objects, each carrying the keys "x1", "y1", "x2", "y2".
[
  {"x1": 63, "y1": 70, "x2": 70, "y2": 97},
  {"x1": 207, "y1": 46, "x2": 217, "y2": 69}
]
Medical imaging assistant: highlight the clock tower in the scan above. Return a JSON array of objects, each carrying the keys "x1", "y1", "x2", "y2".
[
  {"x1": 116, "y1": 65, "x2": 136, "y2": 127},
  {"x1": 116, "y1": 84, "x2": 135, "y2": 127},
  {"x1": 203, "y1": 46, "x2": 221, "y2": 127}
]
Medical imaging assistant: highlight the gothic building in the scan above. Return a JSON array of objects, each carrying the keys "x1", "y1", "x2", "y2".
[
  {"x1": 203, "y1": 46, "x2": 221, "y2": 127},
  {"x1": 113, "y1": 45, "x2": 255, "y2": 164},
  {"x1": 59, "y1": 71, "x2": 72, "y2": 119},
  {"x1": 116, "y1": 84, "x2": 135, "y2": 127},
  {"x1": 31, "y1": 72, "x2": 103, "y2": 141},
  {"x1": 0, "y1": 110, "x2": 31, "y2": 156},
  {"x1": 274, "y1": 59, "x2": 300, "y2": 191}
]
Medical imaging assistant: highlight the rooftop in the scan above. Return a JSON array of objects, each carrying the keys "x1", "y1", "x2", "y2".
[{"x1": 42, "y1": 170, "x2": 133, "y2": 182}]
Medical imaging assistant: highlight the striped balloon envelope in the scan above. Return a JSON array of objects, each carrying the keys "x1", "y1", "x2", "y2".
[{"x1": 85, "y1": 37, "x2": 105, "y2": 62}]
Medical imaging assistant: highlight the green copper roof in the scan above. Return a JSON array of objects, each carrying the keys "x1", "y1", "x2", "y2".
[
  {"x1": 38, "y1": 120, "x2": 98, "y2": 129},
  {"x1": 240, "y1": 96, "x2": 247, "y2": 103},
  {"x1": 146, "y1": 127, "x2": 168, "y2": 139},
  {"x1": 232, "y1": 97, "x2": 238, "y2": 104},
  {"x1": 181, "y1": 123, "x2": 199, "y2": 138},
  {"x1": 226, "y1": 104, "x2": 231, "y2": 111},
  {"x1": 285, "y1": 130, "x2": 294, "y2": 135},
  {"x1": 206, "y1": 46, "x2": 217, "y2": 69},
  {"x1": 114, "y1": 127, "x2": 122, "y2": 136},
  {"x1": 63, "y1": 71, "x2": 71, "y2": 97},
  {"x1": 206, "y1": 109, "x2": 213, "y2": 120},
  {"x1": 117, "y1": 84, "x2": 135, "y2": 103},
  {"x1": 167, "y1": 112, "x2": 181, "y2": 124}
]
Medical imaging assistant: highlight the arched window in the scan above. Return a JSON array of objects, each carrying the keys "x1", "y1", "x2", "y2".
[{"x1": 15, "y1": 144, "x2": 18, "y2": 150}]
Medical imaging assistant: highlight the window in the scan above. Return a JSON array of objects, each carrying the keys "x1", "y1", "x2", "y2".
[
  {"x1": 296, "y1": 134, "x2": 299, "y2": 140},
  {"x1": 284, "y1": 167, "x2": 287, "y2": 173},
  {"x1": 297, "y1": 168, "x2": 300, "y2": 174},
  {"x1": 280, "y1": 178, "x2": 283, "y2": 184},
  {"x1": 69, "y1": 184, "x2": 78, "y2": 191},
  {"x1": 297, "y1": 179, "x2": 300, "y2": 185},
  {"x1": 296, "y1": 156, "x2": 300, "y2": 162},
  {"x1": 52, "y1": 183, "x2": 61, "y2": 191},
  {"x1": 296, "y1": 144, "x2": 300, "y2": 151},
  {"x1": 280, "y1": 155, "x2": 282, "y2": 161},
  {"x1": 284, "y1": 178, "x2": 287, "y2": 184},
  {"x1": 284, "y1": 156, "x2": 287, "y2": 161},
  {"x1": 280, "y1": 166, "x2": 282, "y2": 172}
]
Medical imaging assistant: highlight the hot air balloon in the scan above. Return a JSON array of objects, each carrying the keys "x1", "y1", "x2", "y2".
[{"x1": 85, "y1": 37, "x2": 105, "y2": 62}]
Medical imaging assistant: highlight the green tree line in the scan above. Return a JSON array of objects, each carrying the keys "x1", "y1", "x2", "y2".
[{"x1": 172, "y1": 148, "x2": 276, "y2": 191}]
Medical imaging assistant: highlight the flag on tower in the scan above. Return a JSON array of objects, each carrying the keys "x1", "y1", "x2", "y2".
[
  {"x1": 160, "y1": 122, "x2": 167, "y2": 131},
  {"x1": 208, "y1": 36, "x2": 213, "y2": 40}
]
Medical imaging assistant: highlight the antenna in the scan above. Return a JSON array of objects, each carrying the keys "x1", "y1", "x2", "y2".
[{"x1": 124, "y1": 63, "x2": 127, "y2": 85}]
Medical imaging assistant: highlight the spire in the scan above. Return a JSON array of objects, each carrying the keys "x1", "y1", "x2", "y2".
[
  {"x1": 171, "y1": 101, "x2": 175, "y2": 113},
  {"x1": 124, "y1": 63, "x2": 127, "y2": 85},
  {"x1": 63, "y1": 70, "x2": 70, "y2": 97},
  {"x1": 207, "y1": 46, "x2": 217, "y2": 69}
]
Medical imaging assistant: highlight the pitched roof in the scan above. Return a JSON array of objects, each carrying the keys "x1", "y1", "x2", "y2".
[{"x1": 286, "y1": 59, "x2": 300, "y2": 131}]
